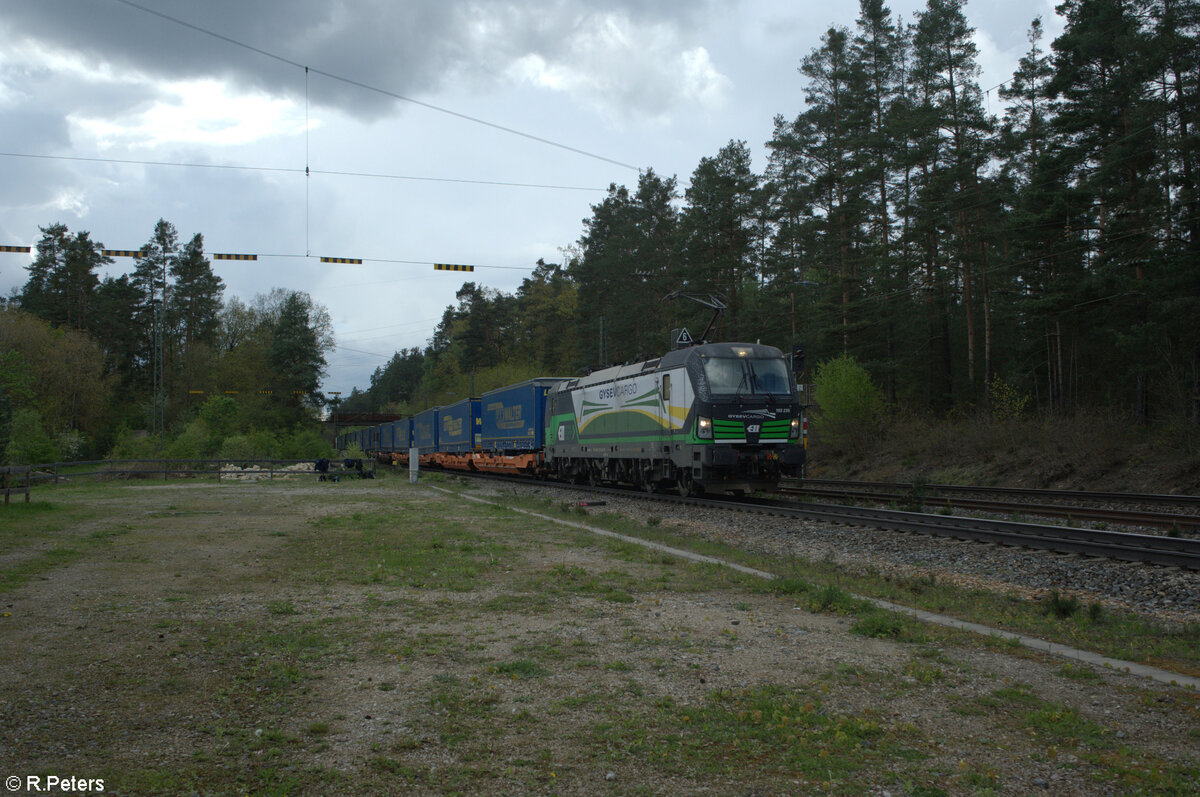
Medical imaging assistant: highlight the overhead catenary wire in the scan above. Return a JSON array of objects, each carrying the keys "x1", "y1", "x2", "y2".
[
  {"x1": 0, "y1": 152, "x2": 606, "y2": 193},
  {"x1": 107, "y1": 0, "x2": 640, "y2": 172}
]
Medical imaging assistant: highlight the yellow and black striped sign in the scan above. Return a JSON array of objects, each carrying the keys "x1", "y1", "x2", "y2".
[
  {"x1": 320, "y1": 256, "x2": 362, "y2": 264},
  {"x1": 434, "y1": 263, "x2": 474, "y2": 272},
  {"x1": 0, "y1": 245, "x2": 30, "y2": 253},
  {"x1": 213, "y1": 253, "x2": 257, "y2": 261},
  {"x1": 102, "y1": 249, "x2": 147, "y2": 258}
]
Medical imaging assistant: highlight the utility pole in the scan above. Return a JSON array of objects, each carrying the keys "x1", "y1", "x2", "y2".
[
  {"x1": 152, "y1": 246, "x2": 174, "y2": 450},
  {"x1": 153, "y1": 297, "x2": 164, "y2": 448},
  {"x1": 328, "y1": 392, "x2": 342, "y2": 442}
]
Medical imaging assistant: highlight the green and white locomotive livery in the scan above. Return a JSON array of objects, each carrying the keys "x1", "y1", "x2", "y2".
[{"x1": 544, "y1": 342, "x2": 805, "y2": 495}]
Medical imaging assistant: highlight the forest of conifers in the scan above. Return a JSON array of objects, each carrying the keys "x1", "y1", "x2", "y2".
[{"x1": 345, "y1": 0, "x2": 1200, "y2": 428}]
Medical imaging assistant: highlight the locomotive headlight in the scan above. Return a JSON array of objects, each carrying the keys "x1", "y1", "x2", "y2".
[
  {"x1": 697, "y1": 417, "x2": 713, "y2": 439},
  {"x1": 789, "y1": 417, "x2": 800, "y2": 438}
]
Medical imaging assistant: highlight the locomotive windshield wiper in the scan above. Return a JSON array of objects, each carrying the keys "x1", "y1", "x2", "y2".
[
  {"x1": 748, "y1": 361, "x2": 776, "y2": 403},
  {"x1": 746, "y1": 360, "x2": 760, "y2": 394},
  {"x1": 735, "y1": 362, "x2": 749, "y2": 398}
]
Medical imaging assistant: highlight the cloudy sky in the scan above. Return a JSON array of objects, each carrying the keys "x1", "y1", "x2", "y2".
[{"x1": 0, "y1": 0, "x2": 1063, "y2": 396}]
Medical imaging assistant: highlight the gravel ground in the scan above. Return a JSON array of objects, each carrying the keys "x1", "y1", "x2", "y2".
[
  {"x1": 4, "y1": 478, "x2": 1199, "y2": 795},
  {"x1": 475, "y1": 480, "x2": 1200, "y2": 627}
]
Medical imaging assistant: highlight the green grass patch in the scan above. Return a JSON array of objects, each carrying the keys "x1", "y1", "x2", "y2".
[
  {"x1": 0, "y1": 546, "x2": 82, "y2": 592},
  {"x1": 1023, "y1": 703, "x2": 1110, "y2": 748},
  {"x1": 851, "y1": 609, "x2": 928, "y2": 643},
  {"x1": 0, "y1": 485, "x2": 132, "y2": 585},
  {"x1": 266, "y1": 600, "x2": 297, "y2": 615},
  {"x1": 305, "y1": 507, "x2": 511, "y2": 590},
  {"x1": 591, "y1": 684, "x2": 930, "y2": 790},
  {"x1": 527, "y1": 563, "x2": 637, "y2": 603},
  {"x1": 490, "y1": 659, "x2": 548, "y2": 679},
  {"x1": 1056, "y1": 663, "x2": 1104, "y2": 682}
]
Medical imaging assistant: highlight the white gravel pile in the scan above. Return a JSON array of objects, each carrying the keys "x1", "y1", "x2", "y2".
[{"x1": 220, "y1": 462, "x2": 315, "y2": 480}]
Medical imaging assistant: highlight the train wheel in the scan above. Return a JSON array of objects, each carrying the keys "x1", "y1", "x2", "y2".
[{"x1": 637, "y1": 463, "x2": 654, "y2": 493}]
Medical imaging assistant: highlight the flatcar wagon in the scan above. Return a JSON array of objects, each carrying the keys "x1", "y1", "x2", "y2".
[
  {"x1": 413, "y1": 406, "x2": 440, "y2": 466},
  {"x1": 432, "y1": 398, "x2": 482, "y2": 468},
  {"x1": 474, "y1": 378, "x2": 565, "y2": 474}
]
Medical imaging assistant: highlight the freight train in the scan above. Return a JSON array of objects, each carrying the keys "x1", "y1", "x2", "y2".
[{"x1": 337, "y1": 341, "x2": 806, "y2": 495}]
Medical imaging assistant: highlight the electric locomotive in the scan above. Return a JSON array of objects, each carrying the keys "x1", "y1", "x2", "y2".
[{"x1": 544, "y1": 341, "x2": 805, "y2": 495}]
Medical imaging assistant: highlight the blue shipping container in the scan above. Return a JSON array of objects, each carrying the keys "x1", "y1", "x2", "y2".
[
  {"x1": 439, "y1": 398, "x2": 481, "y2": 453},
  {"x1": 413, "y1": 408, "x2": 440, "y2": 453},
  {"x1": 392, "y1": 418, "x2": 413, "y2": 452},
  {"x1": 480, "y1": 378, "x2": 565, "y2": 452}
]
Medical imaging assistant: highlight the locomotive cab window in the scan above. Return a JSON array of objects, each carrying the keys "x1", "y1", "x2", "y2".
[
  {"x1": 700, "y1": 356, "x2": 791, "y2": 396},
  {"x1": 662, "y1": 374, "x2": 670, "y2": 401}
]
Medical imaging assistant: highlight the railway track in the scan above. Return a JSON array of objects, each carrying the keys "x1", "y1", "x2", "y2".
[
  {"x1": 783, "y1": 479, "x2": 1200, "y2": 533},
  {"x1": 463, "y1": 473, "x2": 1200, "y2": 570}
]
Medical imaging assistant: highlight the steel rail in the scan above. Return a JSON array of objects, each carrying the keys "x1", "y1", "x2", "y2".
[
  {"x1": 464, "y1": 473, "x2": 1200, "y2": 570},
  {"x1": 737, "y1": 498, "x2": 1200, "y2": 570},
  {"x1": 797, "y1": 478, "x2": 1200, "y2": 509},
  {"x1": 781, "y1": 487, "x2": 1200, "y2": 532}
]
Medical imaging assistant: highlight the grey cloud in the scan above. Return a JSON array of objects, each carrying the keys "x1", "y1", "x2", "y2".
[
  {"x1": 0, "y1": 109, "x2": 75, "y2": 211},
  {"x1": 1, "y1": 0, "x2": 718, "y2": 121}
]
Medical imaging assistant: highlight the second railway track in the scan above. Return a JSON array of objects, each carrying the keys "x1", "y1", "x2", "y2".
[
  {"x1": 786, "y1": 479, "x2": 1200, "y2": 532},
  {"x1": 461, "y1": 473, "x2": 1200, "y2": 570}
]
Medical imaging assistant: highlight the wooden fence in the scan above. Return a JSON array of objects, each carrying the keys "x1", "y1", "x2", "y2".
[
  {"x1": 1, "y1": 465, "x2": 31, "y2": 505},
  {"x1": 8, "y1": 458, "x2": 375, "y2": 489}
]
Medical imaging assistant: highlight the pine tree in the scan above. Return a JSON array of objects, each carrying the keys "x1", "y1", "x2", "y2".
[
  {"x1": 1049, "y1": 0, "x2": 1161, "y2": 421},
  {"x1": 1151, "y1": 0, "x2": 1200, "y2": 422},
  {"x1": 851, "y1": 0, "x2": 908, "y2": 401},
  {"x1": 18, "y1": 225, "x2": 110, "y2": 335},
  {"x1": 513, "y1": 259, "x2": 578, "y2": 373},
  {"x1": 92, "y1": 274, "x2": 142, "y2": 389},
  {"x1": 268, "y1": 291, "x2": 328, "y2": 423},
  {"x1": 168, "y1": 233, "x2": 224, "y2": 352},
  {"x1": 678, "y1": 141, "x2": 760, "y2": 341},
  {"x1": 906, "y1": 0, "x2": 994, "y2": 407},
  {"x1": 19, "y1": 223, "x2": 69, "y2": 322},
  {"x1": 798, "y1": 26, "x2": 867, "y2": 355},
  {"x1": 55, "y1": 232, "x2": 106, "y2": 332},
  {"x1": 997, "y1": 17, "x2": 1081, "y2": 413},
  {"x1": 130, "y1": 219, "x2": 179, "y2": 387},
  {"x1": 573, "y1": 170, "x2": 680, "y2": 365}
]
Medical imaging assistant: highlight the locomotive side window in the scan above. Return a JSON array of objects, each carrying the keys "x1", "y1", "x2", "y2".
[{"x1": 662, "y1": 374, "x2": 670, "y2": 401}]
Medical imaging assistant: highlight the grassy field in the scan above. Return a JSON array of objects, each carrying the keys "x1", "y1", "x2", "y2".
[{"x1": 1, "y1": 474, "x2": 1198, "y2": 795}]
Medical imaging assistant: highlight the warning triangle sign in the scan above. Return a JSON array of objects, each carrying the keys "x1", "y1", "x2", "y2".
[{"x1": 675, "y1": 328, "x2": 694, "y2": 347}]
